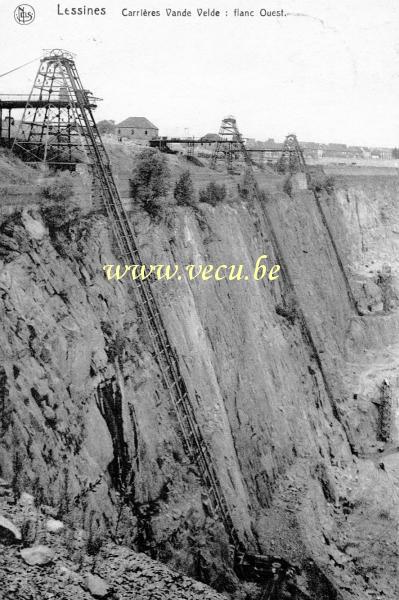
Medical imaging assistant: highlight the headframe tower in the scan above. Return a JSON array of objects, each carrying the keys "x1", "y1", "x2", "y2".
[
  {"x1": 210, "y1": 115, "x2": 253, "y2": 173},
  {"x1": 12, "y1": 49, "x2": 99, "y2": 167},
  {"x1": 276, "y1": 133, "x2": 306, "y2": 174}
]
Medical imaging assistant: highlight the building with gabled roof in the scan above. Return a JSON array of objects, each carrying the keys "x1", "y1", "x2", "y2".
[
  {"x1": 199, "y1": 133, "x2": 221, "y2": 147},
  {"x1": 116, "y1": 117, "x2": 159, "y2": 141}
]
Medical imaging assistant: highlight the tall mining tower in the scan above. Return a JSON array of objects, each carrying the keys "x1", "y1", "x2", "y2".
[
  {"x1": 12, "y1": 49, "x2": 100, "y2": 168},
  {"x1": 276, "y1": 133, "x2": 306, "y2": 174},
  {"x1": 210, "y1": 115, "x2": 253, "y2": 173}
]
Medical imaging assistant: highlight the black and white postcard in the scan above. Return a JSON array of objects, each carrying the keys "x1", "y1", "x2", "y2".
[{"x1": 0, "y1": 2, "x2": 398, "y2": 599}]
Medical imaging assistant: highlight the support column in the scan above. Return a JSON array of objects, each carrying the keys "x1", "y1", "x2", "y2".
[{"x1": 8, "y1": 109, "x2": 12, "y2": 147}]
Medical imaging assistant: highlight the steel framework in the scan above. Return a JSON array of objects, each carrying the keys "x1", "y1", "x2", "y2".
[
  {"x1": 12, "y1": 49, "x2": 100, "y2": 167},
  {"x1": 210, "y1": 115, "x2": 253, "y2": 172},
  {"x1": 276, "y1": 133, "x2": 306, "y2": 174}
]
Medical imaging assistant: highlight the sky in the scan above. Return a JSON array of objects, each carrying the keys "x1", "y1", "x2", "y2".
[{"x1": 1, "y1": 0, "x2": 399, "y2": 146}]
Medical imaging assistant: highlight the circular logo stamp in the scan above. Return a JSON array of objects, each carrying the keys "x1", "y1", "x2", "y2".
[{"x1": 14, "y1": 4, "x2": 35, "y2": 25}]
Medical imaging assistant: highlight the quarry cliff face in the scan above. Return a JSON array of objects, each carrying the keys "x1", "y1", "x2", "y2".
[{"x1": 0, "y1": 158, "x2": 398, "y2": 599}]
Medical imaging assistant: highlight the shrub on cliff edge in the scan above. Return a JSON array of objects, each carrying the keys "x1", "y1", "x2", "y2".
[
  {"x1": 198, "y1": 181, "x2": 226, "y2": 206},
  {"x1": 309, "y1": 173, "x2": 336, "y2": 195},
  {"x1": 130, "y1": 148, "x2": 170, "y2": 217},
  {"x1": 174, "y1": 170, "x2": 196, "y2": 207},
  {"x1": 40, "y1": 172, "x2": 79, "y2": 231}
]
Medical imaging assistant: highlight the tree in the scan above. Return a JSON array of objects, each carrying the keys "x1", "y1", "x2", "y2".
[
  {"x1": 97, "y1": 120, "x2": 115, "y2": 135},
  {"x1": 40, "y1": 172, "x2": 80, "y2": 231},
  {"x1": 174, "y1": 170, "x2": 195, "y2": 206},
  {"x1": 198, "y1": 181, "x2": 226, "y2": 206},
  {"x1": 130, "y1": 149, "x2": 170, "y2": 216}
]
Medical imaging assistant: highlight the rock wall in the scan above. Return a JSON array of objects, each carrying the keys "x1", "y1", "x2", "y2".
[{"x1": 0, "y1": 157, "x2": 398, "y2": 599}]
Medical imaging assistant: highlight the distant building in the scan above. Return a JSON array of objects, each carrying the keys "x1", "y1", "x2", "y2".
[
  {"x1": 239, "y1": 138, "x2": 284, "y2": 165},
  {"x1": 200, "y1": 133, "x2": 221, "y2": 147},
  {"x1": 322, "y1": 143, "x2": 349, "y2": 159},
  {"x1": 300, "y1": 141, "x2": 323, "y2": 159},
  {"x1": 375, "y1": 148, "x2": 392, "y2": 160},
  {"x1": 260, "y1": 139, "x2": 284, "y2": 161},
  {"x1": 370, "y1": 149, "x2": 382, "y2": 159},
  {"x1": 116, "y1": 117, "x2": 159, "y2": 141},
  {"x1": 347, "y1": 146, "x2": 364, "y2": 159},
  {"x1": 327, "y1": 143, "x2": 347, "y2": 151},
  {"x1": 277, "y1": 140, "x2": 394, "y2": 162}
]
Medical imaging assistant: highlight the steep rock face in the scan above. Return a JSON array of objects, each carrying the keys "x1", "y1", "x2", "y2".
[
  {"x1": 132, "y1": 195, "x2": 352, "y2": 504},
  {"x1": 130, "y1": 178, "x2": 399, "y2": 597},
  {"x1": 315, "y1": 176, "x2": 399, "y2": 455},
  {"x1": 0, "y1": 162, "x2": 398, "y2": 599},
  {"x1": 0, "y1": 207, "x2": 235, "y2": 591}
]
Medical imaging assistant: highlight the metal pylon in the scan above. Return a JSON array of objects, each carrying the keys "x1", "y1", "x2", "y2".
[
  {"x1": 210, "y1": 115, "x2": 252, "y2": 173},
  {"x1": 12, "y1": 49, "x2": 99, "y2": 168},
  {"x1": 276, "y1": 133, "x2": 306, "y2": 174}
]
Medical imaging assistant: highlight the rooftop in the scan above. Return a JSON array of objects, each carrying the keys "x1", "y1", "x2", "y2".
[
  {"x1": 200, "y1": 133, "x2": 221, "y2": 140},
  {"x1": 116, "y1": 117, "x2": 158, "y2": 129}
]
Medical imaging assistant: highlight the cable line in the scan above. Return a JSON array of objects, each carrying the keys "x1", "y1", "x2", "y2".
[{"x1": 0, "y1": 57, "x2": 41, "y2": 79}]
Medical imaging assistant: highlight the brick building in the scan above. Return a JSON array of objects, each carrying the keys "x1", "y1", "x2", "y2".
[{"x1": 116, "y1": 117, "x2": 159, "y2": 141}]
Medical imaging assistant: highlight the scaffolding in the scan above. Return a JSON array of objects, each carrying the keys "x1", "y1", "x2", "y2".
[
  {"x1": 12, "y1": 49, "x2": 100, "y2": 167},
  {"x1": 276, "y1": 133, "x2": 307, "y2": 174},
  {"x1": 210, "y1": 115, "x2": 253, "y2": 172}
]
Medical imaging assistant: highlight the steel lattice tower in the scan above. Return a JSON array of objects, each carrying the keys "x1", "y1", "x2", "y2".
[
  {"x1": 276, "y1": 133, "x2": 306, "y2": 174},
  {"x1": 12, "y1": 49, "x2": 99, "y2": 167},
  {"x1": 210, "y1": 116, "x2": 252, "y2": 173}
]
